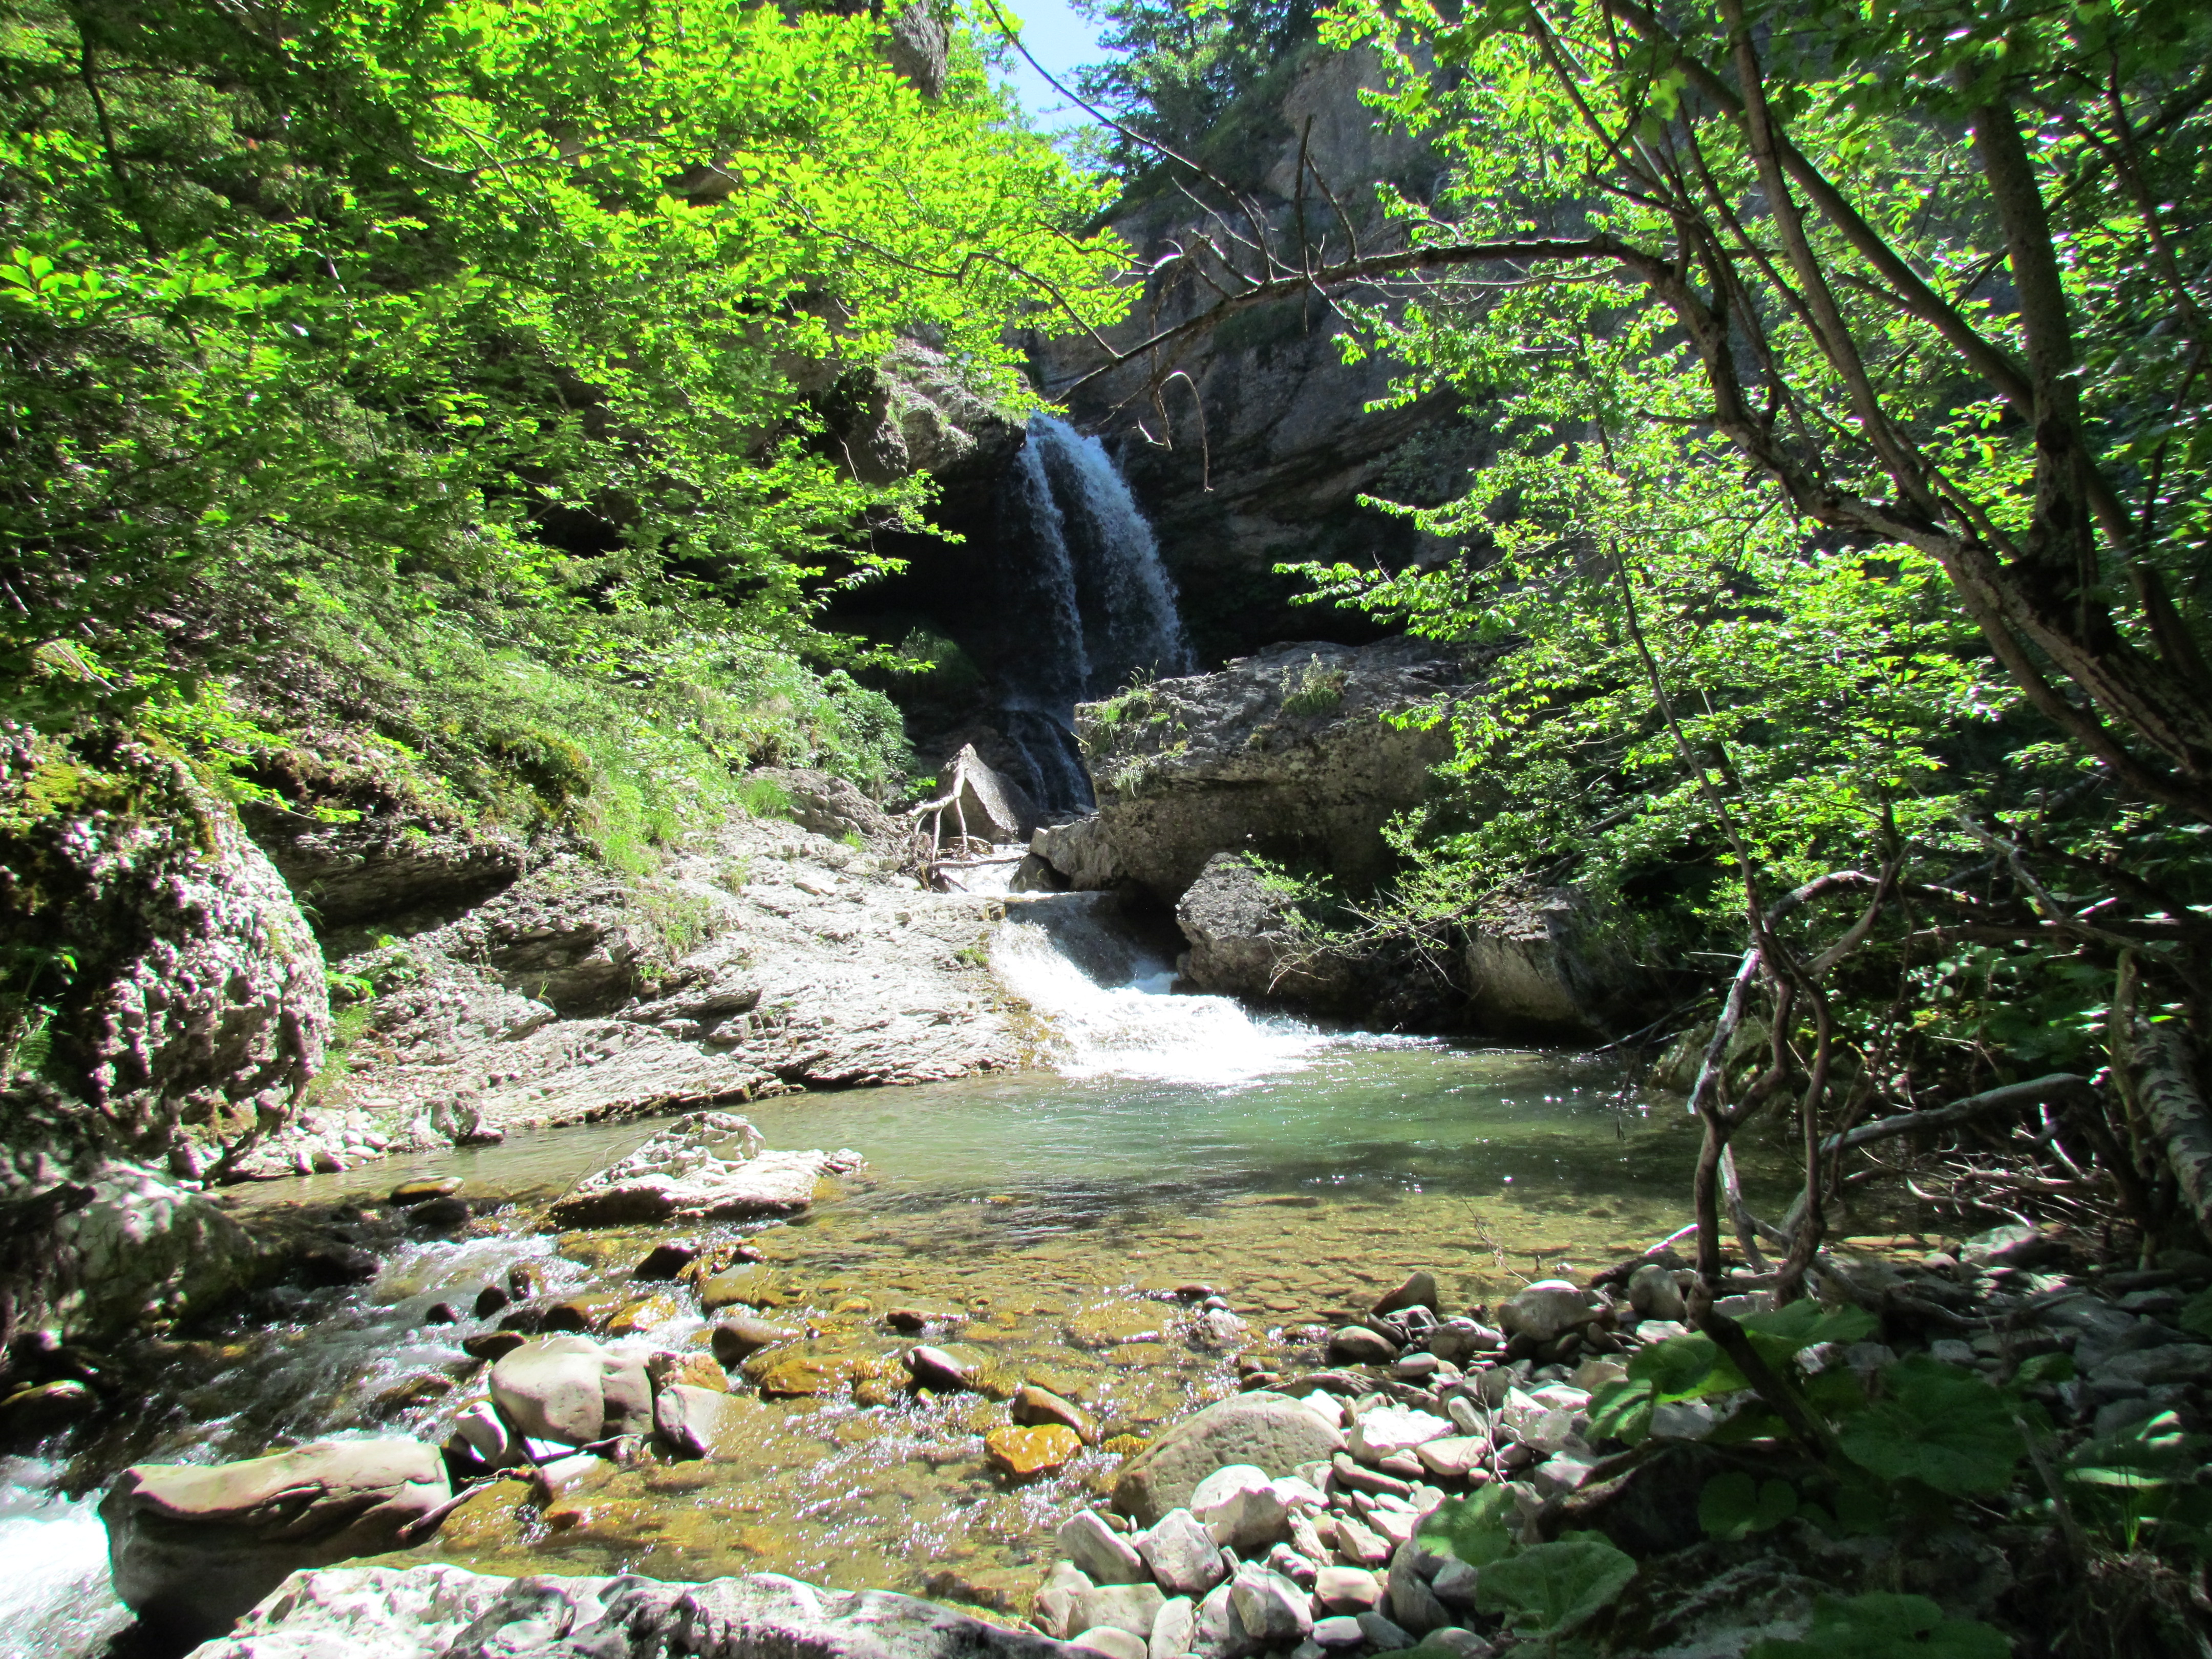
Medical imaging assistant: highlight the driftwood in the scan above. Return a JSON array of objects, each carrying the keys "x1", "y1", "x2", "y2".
[
  {"x1": 2128, "y1": 1018, "x2": 2212, "y2": 1247},
  {"x1": 1818, "y1": 1073, "x2": 2095, "y2": 1156}
]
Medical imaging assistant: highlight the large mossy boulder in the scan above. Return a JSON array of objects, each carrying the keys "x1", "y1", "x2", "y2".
[{"x1": 0, "y1": 726, "x2": 329, "y2": 1346}]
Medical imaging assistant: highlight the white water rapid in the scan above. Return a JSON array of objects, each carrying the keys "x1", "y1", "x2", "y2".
[
  {"x1": 0, "y1": 1461, "x2": 130, "y2": 1658},
  {"x1": 990, "y1": 894, "x2": 1330, "y2": 1086},
  {"x1": 995, "y1": 415, "x2": 1194, "y2": 812}
]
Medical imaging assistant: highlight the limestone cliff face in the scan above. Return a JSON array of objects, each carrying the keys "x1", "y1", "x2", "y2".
[{"x1": 1039, "y1": 48, "x2": 1497, "y2": 658}]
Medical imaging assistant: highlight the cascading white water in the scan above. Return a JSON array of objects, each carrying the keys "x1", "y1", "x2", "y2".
[
  {"x1": 0, "y1": 1461, "x2": 132, "y2": 1657},
  {"x1": 990, "y1": 894, "x2": 1327, "y2": 1086},
  {"x1": 995, "y1": 416, "x2": 1194, "y2": 812}
]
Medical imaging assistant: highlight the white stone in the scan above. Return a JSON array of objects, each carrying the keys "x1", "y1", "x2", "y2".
[
  {"x1": 1301, "y1": 1393, "x2": 1347, "y2": 1431},
  {"x1": 1312, "y1": 1615, "x2": 1367, "y2": 1648},
  {"x1": 1313, "y1": 1566, "x2": 1382, "y2": 1613},
  {"x1": 1496, "y1": 1389, "x2": 1577, "y2": 1454},
  {"x1": 1136, "y1": 1509, "x2": 1229, "y2": 1599},
  {"x1": 451, "y1": 1400, "x2": 517, "y2": 1469},
  {"x1": 1192, "y1": 1582, "x2": 1252, "y2": 1659},
  {"x1": 1413, "y1": 1437, "x2": 1487, "y2": 1479},
  {"x1": 1344, "y1": 1408, "x2": 1454, "y2": 1464},
  {"x1": 1150, "y1": 1595, "x2": 1198, "y2": 1659},
  {"x1": 1648, "y1": 1400, "x2": 1716, "y2": 1440},
  {"x1": 1074, "y1": 1628, "x2": 1151, "y2": 1659},
  {"x1": 1036, "y1": 1563, "x2": 1094, "y2": 1639},
  {"x1": 1061, "y1": 1511, "x2": 1148, "y2": 1585},
  {"x1": 1072, "y1": 1584, "x2": 1168, "y2": 1639},
  {"x1": 1626, "y1": 1262, "x2": 1687, "y2": 1322}
]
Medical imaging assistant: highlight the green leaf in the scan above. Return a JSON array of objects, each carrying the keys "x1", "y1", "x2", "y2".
[
  {"x1": 2012, "y1": 1351, "x2": 2075, "y2": 1386},
  {"x1": 1698, "y1": 1471, "x2": 1798, "y2": 1539},
  {"x1": 1414, "y1": 1483, "x2": 1519, "y2": 1567},
  {"x1": 1627, "y1": 1331, "x2": 1747, "y2": 1402},
  {"x1": 1836, "y1": 1357, "x2": 2026, "y2": 1497},
  {"x1": 1473, "y1": 1536, "x2": 1636, "y2": 1636},
  {"x1": 2178, "y1": 1287, "x2": 2212, "y2": 1341},
  {"x1": 1746, "y1": 1592, "x2": 2010, "y2": 1657}
]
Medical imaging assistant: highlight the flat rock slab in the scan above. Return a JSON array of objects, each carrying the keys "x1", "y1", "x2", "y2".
[{"x1": 183, "y1": 1562, "x2": 1080, "y2": 1659}]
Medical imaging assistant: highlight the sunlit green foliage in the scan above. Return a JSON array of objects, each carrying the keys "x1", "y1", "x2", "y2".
[{"x1": 0, "y1": 0, "x2": 1127, "y2": 834}]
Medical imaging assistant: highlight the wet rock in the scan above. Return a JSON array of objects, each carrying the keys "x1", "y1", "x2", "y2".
[
  {"x1": 1014, "y1": 1382, "x2": 1099, "y2": 1443},
  {"x1": 1373, "y1": 1272, "x2": 1440, "y2": 1317},
  {"x1": 606, "y1": 1293, "x2": 682, "y2": 1336},
  {"x1": 904, "y1": 1344, "x2": 979, "y2": 1391},
  {"x1": 0, "y1": 1377, "x2": 95, "y2": 1441},
  {"x1": 1229, "y1": 1565, "x2": 1311, "y2": 1645},
  {"x1": 701, "y1": 1262, "x2": 783, "y2": 1312},
  {"x1": 1496, "y1": 1280, "x2": 1601, "y2": 1344},
  {"x1": 1061, "y1": 1508, "x2": 1149, "y2": 1584},
  {"x1": 1075, "y1": 1583, "x2": 1168, "y2": 1642},
  {"x1": 1074, "y1": 1628, "x2": 1150, "y2": 1659},
  {"x1": 422, "y1": 1302, "x2": 458, "y2": 1326},
  {"x1": 403, "y1": 1195, "x2": 471, "y2": 1231},
  {"x1": 390, "y1": 1178, "x2": 462, "y2": 1205},
  {"x1": 488, "y1": 1335, "x2": 650, "y2": 1446},
  {"x1": 1328, "y1": 1327, "x2": 1400, "y2": 1365},
  {"x1": 632, "y1": 1241, "x2": 701, "y2": 1281},
  {"x1": 1313, "y1": 1566, "x2": 1382, "y2": 1613},
  {"x1": 101, "y1": 1439, "x2": 448, "y2": 1643},
  {"x1": 654, "y1": 1383, "x2": 731, "y2": 1460},
  {"x1": 1114, "y1": 1393, "x2": 1345, "y2": 1527},
  {"x1": 987, "y1": 1424, "x2": 1083, "y2": 1477},
  {"x1": 886, "y1": 1307, "x2": 932, "y2": 1332},
  {"x1": 744, "y1": 1347, "x2": 879, "y2": 1398},
  {"x1": 711, "y1": 1314, "x2": 799, "y2": 1367},
  {"x1": 548, "y1": 1111, "x2": 852, "y2": 1227},
  {"x1": 648, "y1": 1350, "x2": 728, "y2": 1393},
  {"x1": 462, "y1": 1330, "x2": 525, "y2": 1363},
  {"x1": 1135, "y1": 1507, "x2": 1230, "y2": 1598}
]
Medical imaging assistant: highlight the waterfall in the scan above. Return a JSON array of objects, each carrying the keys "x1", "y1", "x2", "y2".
[
  {"x1": 989, "y1": 894, "x2": 1325, "y2": 1086},
  {"x1": 994, "y1": 416, "x2": 1194, "y2": 813}
]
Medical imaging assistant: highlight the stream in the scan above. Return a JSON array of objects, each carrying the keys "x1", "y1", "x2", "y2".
[{"x1": 7, "y1": 894, "x2": 1706, "y2": 1657}]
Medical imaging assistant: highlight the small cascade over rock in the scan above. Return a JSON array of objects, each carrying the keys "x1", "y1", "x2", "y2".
[
  {"x1": 989, "y1": 893, "x2": 1324, "y2": 1086},
  {"x1": 994, "y1": 416, "x2": 1194, "y2": 813}
]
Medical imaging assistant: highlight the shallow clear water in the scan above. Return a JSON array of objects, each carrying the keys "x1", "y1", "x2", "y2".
[{"x1": 24, "y1": 902, "x2": 1707, "y2": 1654}]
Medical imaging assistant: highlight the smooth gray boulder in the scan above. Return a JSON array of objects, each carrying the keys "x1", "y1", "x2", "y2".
[
  {"x1": 1173, "y1": 855, "x2": 1358, "y2": 1012},
  {"x1": 1113, "y1": 1392, "x2": 1344, "y2": 1527},
  {"x1": 101, "y1": 1440, "x2": 448, "y2": 1643},
  {"x1": 1461, "y1": 886, "x2": 1655, "y2": 1040},
  {"x1": 488, "y1": 1335, "x2": 650, "y2": 1445}
]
